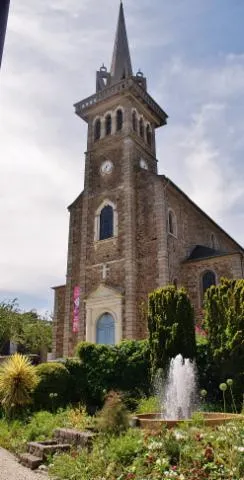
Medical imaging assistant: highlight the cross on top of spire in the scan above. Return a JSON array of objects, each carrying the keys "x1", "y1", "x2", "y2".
[{"x1": 110, "y1": 2, "x2": 133, "y2": 83}]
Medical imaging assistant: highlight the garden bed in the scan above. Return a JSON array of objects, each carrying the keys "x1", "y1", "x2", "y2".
[{"x1": 0, "y1": 406, "x2": 244, "y2": 479}]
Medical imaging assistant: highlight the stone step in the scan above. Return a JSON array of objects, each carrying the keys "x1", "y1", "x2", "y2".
[
  {"x1": 27, "y1": 441, "x2": 71, "y2": 459},
  {"x1": 18, "y1": 453, "x2": 42, "y2": 470},
  {"x1": 53, "y1": 428, "x2": 96, "y2": 448}
]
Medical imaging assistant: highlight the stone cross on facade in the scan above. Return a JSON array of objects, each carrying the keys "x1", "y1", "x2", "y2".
[{"x1": 101, "y1": 263, "x2": 110, "y2": 281}]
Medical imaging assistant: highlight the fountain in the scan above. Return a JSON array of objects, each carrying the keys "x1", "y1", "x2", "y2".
[
  {"x1": 162, "y1": 354, "x2": 197, "y2": 420},
  {"x1": 134, "y1": 354, "x2": 244, "y2": 429}
]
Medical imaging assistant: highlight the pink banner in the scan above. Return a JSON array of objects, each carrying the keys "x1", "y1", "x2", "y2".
[{"x1": 73, "y1": 286, "x2": 80, "y2": 333}]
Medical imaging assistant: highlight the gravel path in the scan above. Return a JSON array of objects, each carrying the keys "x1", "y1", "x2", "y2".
[{"x1": 0, "y1": 447, "x2": 48, "y2": 480}]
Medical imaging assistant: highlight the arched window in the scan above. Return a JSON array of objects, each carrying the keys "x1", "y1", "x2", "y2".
[
  {"x1": 94, "y1": 200, "x2": 118, "y2": 242},
  {"x1": 94, "y1": 118, "x2": 101, "y2": 141},
  {"x1": 168, "y1": 210, "x2": 177, "y2": 237},
  {"x1": 139, "y1": 118, "x2": 144, "y2": 139},
  {"x1": 169, "y1": 212, "x2": 174, "y2": 234},
  {"x1": 132, "y1": 111, "x2": 137, "y2": 132},
  {"x1": 116, "y1": 109, "x2": 123, "y2": 131},
  {"x1": 146, "y1": 124, "x2": 152, "y2": 146},
  {"x1": 100, "y1": 205, "x2": 113, "y2": 240},
  {"x1": 202, "y1": 271, "x2": 216, "y2": 297},
  {"x1": 105, "y1": 114, "x2": 112, "y2": 136},
  {"x1": 96, "y1": 313, "x2": 115, "y2": 345}
]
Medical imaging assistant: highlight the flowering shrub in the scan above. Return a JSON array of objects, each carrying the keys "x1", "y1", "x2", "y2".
[{"x1": 50, "y1": 419, "x2": 244, "y2": 479}]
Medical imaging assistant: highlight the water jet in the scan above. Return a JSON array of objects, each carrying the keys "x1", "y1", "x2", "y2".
[{"x1": 134, "y1": 355, "x2": 244, "y2": 429}]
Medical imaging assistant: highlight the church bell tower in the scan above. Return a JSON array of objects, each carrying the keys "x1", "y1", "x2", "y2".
[{"x1": 53, "y1": 2, "x2": 168, "y2": 358}]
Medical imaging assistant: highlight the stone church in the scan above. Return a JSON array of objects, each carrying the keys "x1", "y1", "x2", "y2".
[{"x1": 52, "y1": 3, "x2": 244, "y2": 358}]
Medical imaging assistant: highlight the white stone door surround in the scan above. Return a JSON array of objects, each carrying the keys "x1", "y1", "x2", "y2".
[{"x1": 85, "y1": 284, "x2": 123, "y2": 344}]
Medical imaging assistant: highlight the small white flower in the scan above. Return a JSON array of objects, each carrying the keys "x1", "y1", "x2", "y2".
[
  {"x1": 148, "y1": 441, "x2": 163, "y2": 451},
  {"x1": 174, "y1": 431, "x2": 186, "y2": 440},
  {"x1": 236, "y1": 446, "x2": 244, "y2": 452}
]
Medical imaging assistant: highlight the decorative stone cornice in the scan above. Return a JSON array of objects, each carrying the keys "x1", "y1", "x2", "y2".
[{"x1": 74, "y1": 77, "x2": 168, "y2": 127}]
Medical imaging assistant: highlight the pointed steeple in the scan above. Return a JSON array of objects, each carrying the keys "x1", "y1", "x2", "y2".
[{"x1": 110, "y1": 2, "x2": 133, "y2": 83}]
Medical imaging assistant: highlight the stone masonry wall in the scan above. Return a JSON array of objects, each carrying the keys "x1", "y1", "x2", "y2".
[
  {"x1": 135, "y1": 170, "x2": 159, "y2": 338},
  {"x1": 164, "y1": 179, "x2": 242, "y2": 287},
  {"x1": 181, "y1": 253, "x2": 243, "y2": 319},
  {"x1": 52, "y1": 285, "x2": 66, "y2": 358},
  {"x1": 63, "y1": 194, "x2": 83, "y2": 356}
]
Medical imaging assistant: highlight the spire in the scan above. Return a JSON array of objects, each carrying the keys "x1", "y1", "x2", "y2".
[{"x1": 110, "y1": 2, "x2": 133, "y2": 83}]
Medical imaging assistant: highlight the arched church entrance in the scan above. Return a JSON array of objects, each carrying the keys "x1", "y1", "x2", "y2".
[{"x1": 96, "y1": 312, "x2": 115, "y2": 345}]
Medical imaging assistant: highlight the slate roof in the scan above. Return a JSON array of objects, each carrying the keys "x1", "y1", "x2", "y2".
[
  {"x1": 110, "y1": 2, "x2": 133, "y2": 83},
  {"x1": 188, "y1": 245, "x2": 230, "y2": 261}
]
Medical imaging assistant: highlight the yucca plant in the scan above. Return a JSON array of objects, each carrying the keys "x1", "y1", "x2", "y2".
[{"x1": 0, "y1": 353, "x2": 39, "y2": 417}]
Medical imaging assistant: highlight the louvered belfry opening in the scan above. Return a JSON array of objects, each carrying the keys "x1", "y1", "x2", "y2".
[
  {"x1": 105, "y1": 115, "x2": 112, "y2": 136},
  {"x1": 94, "y1": 119, "x2": 101, "y2": 141},
  {"x1": 100, "y1": 205, "x2": 114, "y2": 240},
  {"x1": 116, "y1": 109, "x2": 123, "y2": 131}
]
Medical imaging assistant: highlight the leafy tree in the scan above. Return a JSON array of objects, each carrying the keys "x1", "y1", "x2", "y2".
[
  {"x1": 203, "y1": 278, "x2": 244, "y2": 403},
  {"x1": 0, "y1": 300, "x2": 52, "y2": 355},
  {"x1": 17, "y1": 311, "x2": 52, "y2": 354},
  {"x1": 148, "y1": 285, "x2": 196, "y2": 377},
  {"x1": 0, "y1": 300, "x2": 21, "y2": 353}
]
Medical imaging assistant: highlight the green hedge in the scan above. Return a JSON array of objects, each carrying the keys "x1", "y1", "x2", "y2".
[
  {"x1": 75, "y1": 340, "x2": 151, "y2": 408},
  {"x1": 32, "y1": 341, "x2": 151, "y2": 411},
  {"x1": 33, "y1": 362, "x2": 70, "y2": 410}
]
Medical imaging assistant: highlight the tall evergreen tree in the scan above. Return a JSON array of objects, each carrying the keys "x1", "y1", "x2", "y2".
[
  {"x1": 204, "y1": 278, "x2": 244, "y2": 401},
  {"x1": 148, "y1": 285, "x2": 196, "y2": 376}
]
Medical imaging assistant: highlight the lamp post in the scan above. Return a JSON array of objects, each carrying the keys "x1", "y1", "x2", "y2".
[{"x1": 0, "y1": 0, "x2": 10, "y2": 68}]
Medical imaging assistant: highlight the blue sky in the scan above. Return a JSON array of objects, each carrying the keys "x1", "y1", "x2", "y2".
[{"x1": 0, "y1": 0, "x2": 244, "y2": 315}]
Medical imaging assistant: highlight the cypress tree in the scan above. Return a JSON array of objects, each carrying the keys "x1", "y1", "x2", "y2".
[
  {"x1": 148, "y1": 285, "x2": 196, "y2": 377},
  {"x1": 204, "y1": 278, "x2": 244, "y2": 403}
]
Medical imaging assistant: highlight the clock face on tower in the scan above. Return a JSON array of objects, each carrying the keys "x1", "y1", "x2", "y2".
[
  {"x1": 140, "y1": 158, "x2": 148, "y2": 170},
  {"x1": 100, "y1": 160, "x2": 113, "y2": 175}
]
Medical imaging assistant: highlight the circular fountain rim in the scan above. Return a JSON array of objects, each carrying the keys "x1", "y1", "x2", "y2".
[{"x1": 134, "y1": 412, "x2": 244, "y2": 429}]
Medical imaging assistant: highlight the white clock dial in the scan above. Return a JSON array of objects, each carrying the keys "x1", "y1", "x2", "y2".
[
  {"x1": 101, "y1": 160, "x2": 113, "y2": 175},
  {"x1": 140, "y1": 158, "x2": 148, "y2": 170}
]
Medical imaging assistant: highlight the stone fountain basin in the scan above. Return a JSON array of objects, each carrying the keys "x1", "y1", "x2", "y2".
[{"x1": 134, "y1": 412, "x2": 244, "y2": 429}]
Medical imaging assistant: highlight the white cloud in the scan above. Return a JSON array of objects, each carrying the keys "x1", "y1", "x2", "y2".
[
  {"x1": 0, "y1": 0, "x2": 243, "y2": 311},
  {"x1": 156, "y1": 54, "x2": 244, "y2": 244}
]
